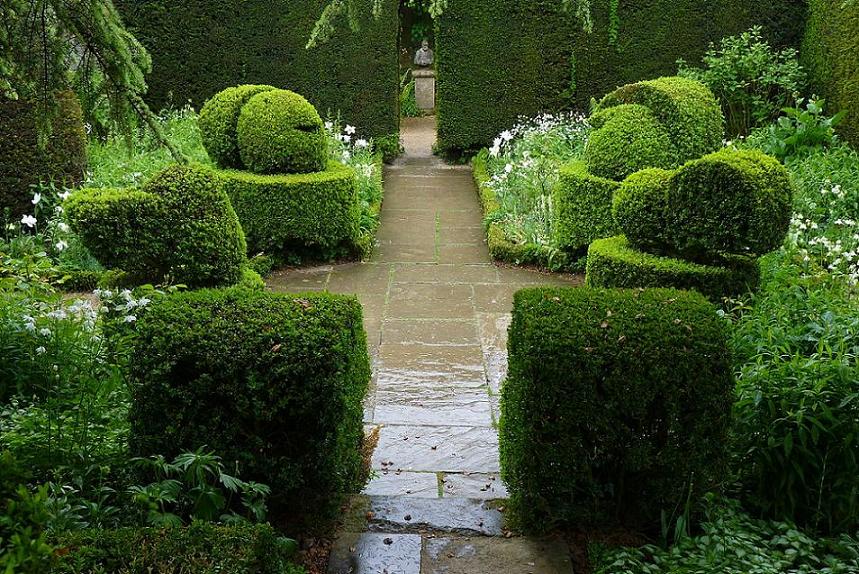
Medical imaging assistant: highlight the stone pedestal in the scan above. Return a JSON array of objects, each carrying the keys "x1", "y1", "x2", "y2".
[{"x1": 412, "y1": 68, "x2": 436, "y2": 111}]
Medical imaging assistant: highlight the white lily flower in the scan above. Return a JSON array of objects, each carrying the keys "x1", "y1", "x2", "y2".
[
  {"x1": 20, "y1": 214, "x2": 37, "y2": 228},
  {"x1": 344, "y1": 125, "x2": 356, "y2": 135},
  {"x1": 55, "y1": 240, "x2": 69, "y2": 251},
  {"x1": 32, "y1": 193, "x2": 42, "y2": 205}
]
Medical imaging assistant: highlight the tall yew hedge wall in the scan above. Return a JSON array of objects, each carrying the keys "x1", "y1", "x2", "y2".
[
  {"x1": 436, "y1": 0, "x2": 806, "y2": 155},
  {"x1": 117, "y1": 0, "x2": 399, "y2": 141},
  {"x1": 802, "y1": 0, "x2": 859, "y2": 146}
]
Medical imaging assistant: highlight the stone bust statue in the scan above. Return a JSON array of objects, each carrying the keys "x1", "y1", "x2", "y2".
[{"x1": 414, "y1": 40, "x2": 434, "y2": 67}]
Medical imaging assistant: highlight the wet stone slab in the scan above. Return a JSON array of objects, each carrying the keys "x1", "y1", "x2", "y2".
[
  {"x1": 422, "y1": 536, "x2": 574, "y2": 574},
  {"x1": 440, "y1": 472, "x2": 508, "y2": 499},
  {"x1": 373, "y1": 391, "x2": 493, "y2": 427},
  {"x1": 372, "y1": 425, "x2": 500, "y2": 473},
  {"x1": 363, "y1": 471, "x2": 440, "y2": 498},
  {"x1": 328, "y1": 532, "x2": 422, "y2": 574},
  {"x1": 367, "y1": 495, "x2": 505, "y2": 535}
]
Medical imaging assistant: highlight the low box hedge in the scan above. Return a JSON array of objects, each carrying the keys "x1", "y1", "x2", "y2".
[
  {"x1": 552, "y1": 161, "x2": 620, "y2": 254},
  {"x1": 54, "y1": 523, "x2": 303, "y2": 573},
  {"x1": 500, "y1": 286, "x2": 733, "y2": 531},
  {"x1": 214, "y1": 162, "x2": 360, "y2": 260},
  {"x1": 128, "y1": 289, "x2": 371, "y2": 525},
  {"x1": 586, "y1": 235, "x2": 760, "y2": 301}
]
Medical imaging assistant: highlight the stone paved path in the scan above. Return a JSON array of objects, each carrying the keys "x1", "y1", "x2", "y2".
[{"x1": 268, "y1": 117, "x2": 580, "y2": 574}]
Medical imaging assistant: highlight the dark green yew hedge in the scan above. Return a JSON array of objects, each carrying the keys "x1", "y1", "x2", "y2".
[
  {"x1": 116, "y1": 0, "x2": 398, "y2": 143},
  {"x1": 435, "y1": 0, "x2": 806, "y2": 155},
  {"x1": 54, "y1": 523, "x2": 303, "y2": 574},
  {"x1": 500, "y1": 286, "x2": 733, "y2": 531},
  {"x1": 802, "y1": 0, "x2": 859, "y2": 147},
  {"x1": 586, "y1": 236, "x2": 761, "y2": 301},
  {"x1": 0, "y1": 91, "x2": 87, "y2": 218},
  {"x1": 128, "y1": 289, "x2": 371, "y2": 524}
]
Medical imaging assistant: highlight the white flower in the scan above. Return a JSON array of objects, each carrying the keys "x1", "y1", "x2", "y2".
[
  {"x1": 36, "y1": 346, "x2": 46, "y2": 355},
  {"x1": 342, "y1": 150, "x2": 351, "y2": 162},
  {"x1": 500, "y1": 130, "x2": 513, "y2": 141},
  {"x1": 344, "y1": 125, "x2": 356, "y2": 135},
  {"x1": 324, "y1": 121, "x2": 334, "y2": 130},
  {"x1": 123, "y1": 315, "x2": 137, "y2": 323},
  {"x1": 57, "y1": 222, "x2": 70, "y2": 233},
  {"x1": 32, "y1": 193, "x2": 42, "y2": 205},
  {"x1": 355, "y1": 138, "x2": 369, "y2": 148},
  {"x1": 55, "y1": 240, "x2": 69, "y2": 251},
  {"x1": 138, "y1": 297, "x2": 151, "y2": 307},
  {"x1": 22, "y1": 316, "x2": 36, "y2": 332},
  {"x1": 504, "y1": 163, "x2": 514, "y2": 174},
  {"x1": 20, "y1": 214, "x2": 37, "y2": 228},
  {"x1": 39, "y1": 328, "x2": 51, "y2": 337},
  {"x1": 59, "y1": 190, "x2": 71, "y2": 201},
  {"x1": 340, "y1": 134, "x2": 352, "y2": 143}
]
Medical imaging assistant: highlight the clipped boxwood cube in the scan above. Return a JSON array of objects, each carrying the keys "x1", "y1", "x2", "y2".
[
  {"x1": 500, "y1": 286, "x2": 733, "y2": 531},
  {"x1": 54, "y1": 523, "x2": 302, "y2": 574},
  {"x1": 237, "y1": 89, "x2": 328, "y2": 175},
  {"x1": 215, "y1": 162, "x2": 360, "y2": 259},
  {"x1": 128, "y1": 289, "x2": 371, "y2": 524},
  {"x1": 65, "y1": 164, "x2": 247, "y2": 288},
  {"x1": 199, "y1": 84, "x2": 277, "y2": 169},
  {"x1": 596, "y1": 76, "x2": 724, "y2": 163},
  {"x1": 586, "y1": 235, "x2": 760, "y2": 301},
  {"x1": 552, "y1": 161, "x2": 620, "y2": 254}
]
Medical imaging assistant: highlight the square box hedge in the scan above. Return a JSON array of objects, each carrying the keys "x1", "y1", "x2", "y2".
[
  {"x1": 500, "y1": 286, "x2": 733, "y2": 531},
  {"x1": 128, "y1": 289, "x2": 371, "y2": 525}
]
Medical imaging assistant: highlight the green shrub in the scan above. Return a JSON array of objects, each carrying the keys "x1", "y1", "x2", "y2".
[
  {"x1": 802, "y1": 0, "x2": 859, "y2": 147},
  {"x1": 665, "y1": 148, "x2": 793, "y2": 260},
  {"x1": 128, "y1": 289, "x2": 371, "y2": 524},
  {"x1": 65, "y1": 164, "x2": 247, "y2": 288},
  {"x1": 54, "y1": 523, "x2": 304, "y2": 574},
  {"x1": 435, "y1": 0, "x2": 804, "y2": 155},
  {"x1": 585, "y1": 104, "x2": 677, "y2": 181},
  {"x1": 199, "y1": 84, "x2": 276, "y2": 168},
  {"x1": 215, "y1": 162, "x2": 360, "y2": 259},
  {"x1": 0, "y1": 91, "x2": 87, "y2": 218},
  {"x1": 611, "y1": 168, "x2": 674, "y2": 252},
  {"x1": 762, "y1": 98, "x2": 846, "y2": 161},
  {"x1": 500, "y1": 286, "x2": 733, "y2": 531},
  {"x1": 552, "y1": 161, "x2": 619, "y2": 254},
  {"x1": 678, "y1": 26, "x2": 806, "y2": 136},
  {"x1": 237, "y1": 90, "x2": 327, "y2": 175},
  {"x1": 596, "y1": 76, "x2": 724, "y2": 163},
  {"x1": 115, "y1": 0, "x2": 398, "y2": 145},
  {"x1": 586, "y1": 236, "x2": 760, "y2": 301}
]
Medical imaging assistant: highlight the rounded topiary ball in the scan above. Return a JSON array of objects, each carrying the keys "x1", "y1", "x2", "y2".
[
  {"x1": 199, "y1": 84, "x2": 277, "y2": 169},
  {"x1": 612, "y1": 168, "x2": 674, "y2": 252},
  {"x1": 665, "y1": 149, "x2": 794, "y2": 260},
  {"x1": 236, "y1": 89, "x2": 327, "y2": 175},
  {"x1": 585, "y1": 104, "x2": 678, "y2": 181}
]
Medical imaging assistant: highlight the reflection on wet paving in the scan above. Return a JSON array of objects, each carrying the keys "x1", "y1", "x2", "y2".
[{"x1": 268, "y1": 116, "x2": 580, "y2": 573}]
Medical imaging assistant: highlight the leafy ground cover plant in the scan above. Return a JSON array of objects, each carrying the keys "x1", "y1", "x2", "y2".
[
  {"x1": 762, "y1": 98, "x2": 846, "y2": 161},
  {"x1": 478, "y1": 112, "x2": 590, "y2": 263},
  {"x1": 678, "y1": 27, "x2": 805, "y2": 136}
]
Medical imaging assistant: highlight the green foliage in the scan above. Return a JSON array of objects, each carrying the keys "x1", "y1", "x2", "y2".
[
  {"x1": 679, "y1": 26, "x2": 806, "y2": 137},
  {"x1": 500, "y1": 287, "x2": 733, "y2": 531},
  {"x1": 552, "y1": 161, "x2": 619, "y2": 254},
  {"x1": 215, "y1": 162, "x2": 360, "y2": 260},
  {"x1": 435, "y1": 0, "x2": 799, "y2": 154},
  {"x1": 586, "y1": 235, "x2": 761, "y2": 301},
  {"x1": 66, "y1": 164, "x2": 247, "y2": 288},
  {"x1": 801, "y1": 0, "x2": 859, "y2": 147},
  {"x1": 54, "y1": 522, "x2": 305, "y2": 573},
  {"x1": 128, "y1": 289, "x2": 371, "y2": 524},
  {"x1": 237, "y1": 90, "x2": 328, "y2": 175},
  {"x1": 585, "y1": 104, "x2": 677, "y2": 181},
  {"x1": 762, "y1": 98, "x2": 846, "y2": 161},
  {"x1": 611, "y1": 168, "x2": 673, "y2": 252},
  {"x1": 0, "y1": 92, "x2": 87, "y2": 217},
  {"x1": 128, "y1": 448, "x2": 271, "y2": 527},
  {"x1": 593, "y1": 497, "x2": 859, "y2": 574},
  {"x1": 198, "y1": 85, "x2": 277, "y2": 169},
  {"x1": 665, "y1": 148, "x2": 793, "y2": 260},
  {"x1": 116, "y1": 0, "x2": 399, "y2": 144},
  {"x1": 400, "y1": 71, "x2": 422, "y2": 118},
  {"x1": 596, "y1": 76, "x2": 724, "y2": 163},
  {"x1": 0, "y1": 453, "x2": 56, "y2": 574}
]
